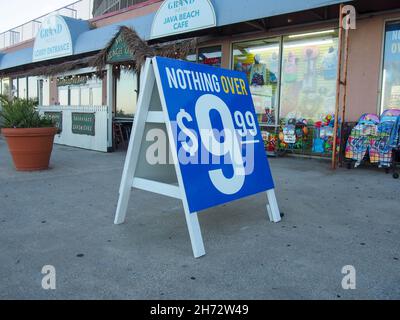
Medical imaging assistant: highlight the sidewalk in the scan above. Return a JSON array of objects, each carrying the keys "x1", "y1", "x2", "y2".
[{"x1": 0, "y1": 139, "x2": 399, "y2": 300}]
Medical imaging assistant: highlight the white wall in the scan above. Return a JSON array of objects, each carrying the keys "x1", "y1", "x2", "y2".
[{"x1": 38, "y1": 105, "x2": 110, "y2": 152}]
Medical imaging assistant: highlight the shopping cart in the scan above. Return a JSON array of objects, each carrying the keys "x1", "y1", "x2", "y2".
[
  {"x1": 388, "y1": 114, "x2": 400, "y2": 179},
  {"x1": 344, "y1": 113, "x2": 380, "y2": 169}
]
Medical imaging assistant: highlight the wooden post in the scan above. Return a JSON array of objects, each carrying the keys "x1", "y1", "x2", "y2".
[
  {"x1": 338, "y1": 27, "x2": 350, "y2": 166},
  {"x1": 332, "y1": 4, "x2": 345, "y2": 170}
]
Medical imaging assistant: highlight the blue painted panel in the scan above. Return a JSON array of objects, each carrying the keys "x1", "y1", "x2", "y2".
[{"x1": 155, "y1": 56, "x2": 275, "y2": 213}]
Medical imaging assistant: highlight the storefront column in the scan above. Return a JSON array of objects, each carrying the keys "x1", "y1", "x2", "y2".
[
  {"x1": 106, "y1": 64, "x2": 114, "y2": 151},
  {"x1": 221, "y1": 39, "x2": 232, "y2": 69},
  {"x1": 49, "y1": 77, "x2": 58, "y2": 105}
]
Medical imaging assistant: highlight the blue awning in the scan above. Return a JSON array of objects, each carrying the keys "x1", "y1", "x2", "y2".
[
  {"x1": 0, "y1": 0, "x2": 351, "y2": 71},
  {"x1": 74, "y1": 13, "x2": 155, "y2": 55},
  {"x1": 0, "y1": 15, "x2": 90, "y2": 70},
  {"x1": 0, "y1": 47, "x2": 33, "y2": 70},
  {"x1": 212, "y1": 0, "x2": 351, "y2": 27}
]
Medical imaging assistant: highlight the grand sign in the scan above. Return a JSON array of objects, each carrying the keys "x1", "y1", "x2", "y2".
[
  {"x1": 33, "y1": 15, "x2": 73, "y2": 62},
  {"x1": 150, "y1": 0, "x2": 216, "y2": 39}
]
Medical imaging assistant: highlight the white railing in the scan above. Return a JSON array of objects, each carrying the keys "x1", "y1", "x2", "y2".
[
  {"x1": 92, "y1": 0, "x2": 150, "y2": 17},
  {"x1": 0, "y1": 0, "x2": 93, "y2": 50},
  {"x1": 94, "y1": 0, "x2": 121, "y2": 17}
]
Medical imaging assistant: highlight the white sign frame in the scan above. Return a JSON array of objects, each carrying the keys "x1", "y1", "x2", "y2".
[{"x1": 114, "y1": 58, "x2": 281, "y2": 258}]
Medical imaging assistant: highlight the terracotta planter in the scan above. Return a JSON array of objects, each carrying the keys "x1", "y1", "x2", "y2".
[{"x1": 1, "y1": 127, "x2": 57, "y2": 171}]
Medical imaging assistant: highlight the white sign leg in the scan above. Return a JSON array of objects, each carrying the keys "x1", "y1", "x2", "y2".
[
  {"x1": 182, "y1": 202, "x2": 206, "y2": 258},
  {"x1": 114, "y1": 135, "x2": 138, "y2": 225},
  {"x1": 114, "y1": 60, "x2": 154, "y2": 225},
  {"x1": 266, "y1": 189, "x2": 281, "y2": 223}
]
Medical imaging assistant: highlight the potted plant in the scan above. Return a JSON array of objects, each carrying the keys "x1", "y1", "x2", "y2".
[{"x1": 0, "y1": 96, "x2": 57, "y2": 171}]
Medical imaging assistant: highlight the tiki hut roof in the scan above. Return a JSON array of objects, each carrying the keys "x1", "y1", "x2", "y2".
[
  {"x1": 0, "y1": 55, "x2": 95, "y2": 78},
  {"x1": 90, "y1": 26, "x2": 197, "y2": 73},
  {"x1": 0, "y1": 26, "x2": 195, "y2": 78}
]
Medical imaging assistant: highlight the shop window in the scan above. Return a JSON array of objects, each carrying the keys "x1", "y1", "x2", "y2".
[
  {"x1": 58, "y1": 88, "x2": 69, "y2": 106},
  {"x1": 81, "y1": 87, "x2": 91, "y2": 106},
  {"x1": 198, "y1": 46, "x2": 222, "y2": 68},
  {"x1": 12, "y1": 79, "x2": 18, "y2": 98},
  {"x1": 28, "y1": 77, "x2": 38, "y2": 100},
  {"x1": 115, "y1": 68, "x2": 138, "y2": 118},
  {"x1": 1, "y1": 78, "x2": 10, "y2": 97},
  {"x1": 233, "y1": 38, "x2": 281, "y2": 126},
  {"x1": 232, "y1": 30, "x2": 339, "y2": 157},
  {"x1": 86, "y1": 77, "x2": 103, "y2": 106},
  {"x1": 92, "y1": 87, "x2": 102, "y2": 106},
  {"x1": 39, "y1": 79, "x2": 50, "y2": 106},
  {"x1": 56, "y1": 74, "x2": 103, "y2": 107},
  {"x1": 70, "y1": 87, "x2": 81, "y2": 106},
  {"x1": 381, "y1": 21, "x2": 400, "y2": 112},
  {"x1": 280, "y1": 30, "x2": 338, "y2": 121},
  {"x1": 18, "y1": 77, "x2": 27, "y2": 99}
]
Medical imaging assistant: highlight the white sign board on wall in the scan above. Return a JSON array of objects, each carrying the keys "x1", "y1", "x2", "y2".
[
  {"x1": 150, "y1": 0, "x2": 216, "y2": 39},
  {"x1": 33, "y1": 15, "x2": 73, "y2": 62}
]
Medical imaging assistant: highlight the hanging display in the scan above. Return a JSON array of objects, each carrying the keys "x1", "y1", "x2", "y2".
[
  {"x1": 280, "y1": 32, "x2": 339, "y2": 121},
  {"x1": 233, "y1": 39, "x2": 280, "y2": 127}
]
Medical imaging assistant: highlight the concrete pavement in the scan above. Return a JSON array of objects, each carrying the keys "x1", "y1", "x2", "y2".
[{"x1": 0, "y1": 138, "x2": 399, "y2": 299}]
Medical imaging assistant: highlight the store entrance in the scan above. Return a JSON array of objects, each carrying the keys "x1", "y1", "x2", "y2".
[{"x1": 112, "y1": 66, "x2": 138, "y2": 150}]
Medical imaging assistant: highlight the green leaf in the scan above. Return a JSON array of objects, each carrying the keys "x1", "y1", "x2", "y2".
[{"x1": 0, "y1": 96, "x2": 55, "y2": 129}]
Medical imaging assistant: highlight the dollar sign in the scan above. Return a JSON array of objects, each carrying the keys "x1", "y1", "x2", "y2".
[{"x1": 177, "y1": 109, "x2": 199, "y2": 156}]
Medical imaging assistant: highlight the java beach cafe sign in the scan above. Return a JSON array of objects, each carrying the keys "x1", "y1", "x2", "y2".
[{"x1": 150, "y1": 0, "x2": 216, "y2": 39}]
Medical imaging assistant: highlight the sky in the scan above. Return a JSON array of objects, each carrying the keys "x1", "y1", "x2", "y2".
[{"x1": 0, "y1": 0, "x2": 77, "y2": 34}]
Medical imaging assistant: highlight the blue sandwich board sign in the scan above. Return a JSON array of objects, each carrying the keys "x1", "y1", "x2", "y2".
[
  {"x1": 115, "y1": 57, "x2": 281, "y2": 258},
  {"x1": 154, "y1": 57, "x2": 275, "y2": 213}
]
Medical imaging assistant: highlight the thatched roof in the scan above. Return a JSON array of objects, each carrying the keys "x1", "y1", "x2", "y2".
[
  {"x1": 0, "y1": 26, "x2": 196, "y2": 79},
  {"x1": 0, "y1": 55, "x2": 95, "y2": 78},
  {"x1": 90, "y1": 26, "x2": 196, "y2": 73}
]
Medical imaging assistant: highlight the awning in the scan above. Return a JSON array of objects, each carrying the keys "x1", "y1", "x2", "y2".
[
  {"x1": 0, "y1": 56, "x2": 95, "y2": 78},
  {"x1": 0, "y1": 47, "x2": 33, "y2": 71},
  {"x1": 0, "y1": 0, "x2": 352, "y2": 73},
  {"x1": 0, "y1": 15, "x2": 90, "y2": 71},
  {"x1": 212, "y1": 0, "x2": 352, "y2": 27}
]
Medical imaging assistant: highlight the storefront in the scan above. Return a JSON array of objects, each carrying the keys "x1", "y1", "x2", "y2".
[
  {"x1": 1, "y1": 0, "x2": 400, "y2": 157},
  {"x1": 229, "y1": 30, "x2": 339, "y2": 156}
]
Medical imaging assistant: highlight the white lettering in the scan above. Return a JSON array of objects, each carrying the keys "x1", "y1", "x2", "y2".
[
  {"x1": 176, "y1": 69, "x2": 187, "y2": 89},
  {"x1": 393, "y1": 30, "x2": 399, "y2": 41},
  {"x1": 192, "y1": 71, "x2": 202, "y2": 91},
  {"x1": 163, "y1": 67, "x2": 221, "y2": 93},
  {"x1": 166, "y1": 67, "x2": 179, "y2": 89}
]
